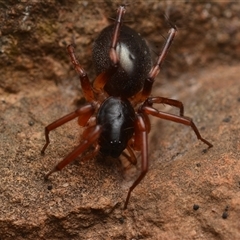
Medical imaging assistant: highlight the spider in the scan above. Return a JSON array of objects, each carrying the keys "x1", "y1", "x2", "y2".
[{"x1": 41, "y1": 5, "x2": 213, "y2": 209}]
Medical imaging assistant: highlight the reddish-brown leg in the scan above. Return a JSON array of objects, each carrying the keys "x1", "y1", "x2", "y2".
[
  {"x1": 44, "y1": 125, "x2": 102, "y2": 179},
  {"x1": 146, "y1": 97, "x2": 184, "y2": 116},
  {"x1": 133, "y1": 26, "x2": 177, "y2": 103},
  {"x1": 80, "y1": 144, "x2": 100, "y2": 163},
  {"x1": 142, "y1": 105, "x2": 213, "y2": 148},
  {"x1": 126, "y1": 145, "x2": 138, "y2": 165},
  {"x1": 41, "y1": 103, "x2": 95, "y2": 154},
  {"x1": 121, "y1": 145, "x2": 137, "y2": 166},
  {"x1": 124, "y1": 113, "x2": 149, "y2": 209},
  {"x1": 67, "y1": 44, "x2": 94, "y2": 102},
  {"x1": 93, "y1": 68, "x2": 117, "y2": 94},
  {"x1": 93, "y1": 5, "x2": 126, "y2": 93},
  {"x1": 109, "y1": 5, "x2": 126, "y2": 66}
]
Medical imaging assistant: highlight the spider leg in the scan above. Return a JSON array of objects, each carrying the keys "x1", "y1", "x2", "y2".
[
  {"x1": 81, "y1": 144, "x2": 100, "y2": 163},
  {"x1": 93, "y1": 5, "x2": 126, "y2": 93},
  {"x1": 109, "y1": 5, "x2": 126, "y2": 66},
  {"x1": 125, "y1": 145, "x2": 137, "y2": 165},
  {"x1": 133, "y1": 26, "x2": 177, "y2": 103},
  {"x1": 146, "y1": 97, "x2": 184, "y2": 116},
  {"x1": 121, "y1": 145, "x2": 138, "y2": 166},
  {"x1": 41, "y1": 103, "x2": 95, "y2": 154},
  {"x1": 67, "y1": 44, "x2": 94, "y2": 102},
  {"x1": 44, "y1": 125, "x2": 102, "y2": 179},
  {"x1": 93, "y1": 68, "x2": 117, "y2": 93},
  {"x1": 142, "y1": 105, "x2": 213, "y2": 148},
  {"x1": 124, "y1": 113, "x2": 148, "y2": 209}
]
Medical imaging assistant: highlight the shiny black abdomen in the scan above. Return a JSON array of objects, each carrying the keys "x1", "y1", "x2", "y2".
[
  {"x1": 92, "y1": 25, "x2": 152, "y2": 98},
  {"x1": 96, "y1": 97, "x2": 135, "y2": 158}
]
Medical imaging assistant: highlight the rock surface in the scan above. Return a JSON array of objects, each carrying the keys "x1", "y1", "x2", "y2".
[{"x1": 0, "y1": 1, "x2": 240, "y2": 239}]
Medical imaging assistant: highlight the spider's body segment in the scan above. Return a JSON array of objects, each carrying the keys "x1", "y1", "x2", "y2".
[
  {"x1": 97, "y1": 97, "x2": 135, "y2": 158},
  {"x1": 93, "y1": 25, "x2": 152, "y2": 97},
  {"x1": 41, "y1": 5, "x2": 213, "y2": 209}
]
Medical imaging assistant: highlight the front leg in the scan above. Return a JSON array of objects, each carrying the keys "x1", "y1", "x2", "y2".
[
  {"x1": 41, "y1": 103, "x2": 95, "y2": 154},
  {"x1": 93, "y1": 5, "x2": 126, "y2": 93},
  {"x1": 146, "y1": 97, "x2": 184, "y2": 116},
  {"x1": 67, "y1": 45, "x2": 94, "y2": 102},
  {"x1": 142, "y1": 105, "x2": 213, "y2": 149},
  {"x1": 109, "y1": 5, "x2": 126, "y2": 66},
  {"x1": 44, "y1": 125, "x2": 102, "y2": 179},
  {"x1": 124, "y1": 113, "x2": 149, "y2": 209},
  {"x1": 132, "y1": 26, "x2": 177, "y2": 103}
]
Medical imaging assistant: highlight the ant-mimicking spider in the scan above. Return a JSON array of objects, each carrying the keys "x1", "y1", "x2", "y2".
[{"x1": 41, "y1": 5, "x2": 213, "y2": 209}]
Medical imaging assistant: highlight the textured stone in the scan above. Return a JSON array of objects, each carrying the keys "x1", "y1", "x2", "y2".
[{"x1": 0, "y1": 1, "x2": 240, "y2": 239}]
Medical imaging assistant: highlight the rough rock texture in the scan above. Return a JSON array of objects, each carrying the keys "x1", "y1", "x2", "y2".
[{"x1": 0, "y1": 1, "x2": 240, "y2": 239}]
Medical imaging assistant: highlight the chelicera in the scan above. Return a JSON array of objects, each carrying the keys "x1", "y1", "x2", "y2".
[{"x1": 41, "y1": 5, "x2": 213, "y2": 209}]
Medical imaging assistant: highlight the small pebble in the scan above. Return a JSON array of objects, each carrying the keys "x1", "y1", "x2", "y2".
[
  {"x1": 222, "y1": 211, "x2": 228, "y2": 219},
  {"x1": 222, "y1": 116, "x2": 231, "y2": 123},
  {"x1": 193, "y1": 204, "x2": 200, "y2": 210},
  {"x1": 225, "y1": 205, "x2": 229, "y2": 211},
  {"x1": 119, "y1": 217, "x2": 124, "y2": 224},
  {"x1": 28, "y1": 120, "x2": 34, "y2": 126}
]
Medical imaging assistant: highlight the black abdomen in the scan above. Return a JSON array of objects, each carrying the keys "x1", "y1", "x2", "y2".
[{"x1": 92, "y1": 25, "x2": 152, "y2": 98}]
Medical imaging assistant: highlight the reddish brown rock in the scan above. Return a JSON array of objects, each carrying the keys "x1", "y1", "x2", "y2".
[{"x1": 0, "y1": 1, "x2": 239, "y2": 239}]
